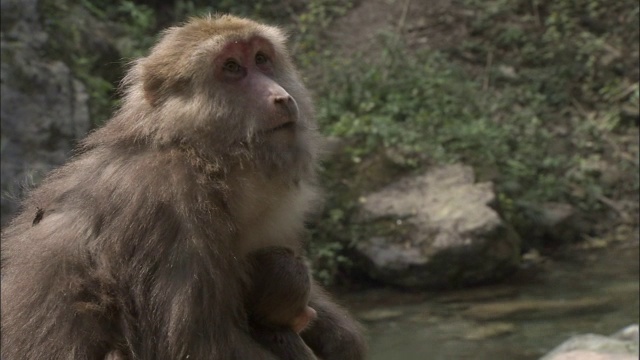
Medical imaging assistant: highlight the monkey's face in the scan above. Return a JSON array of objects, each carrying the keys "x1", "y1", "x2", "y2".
[
  {"x1": 212, "y1": 36, "x2": 300, "y2": 147},
  {"x1": 137, "y1": 16, "x2": 318, "y2": 174}
]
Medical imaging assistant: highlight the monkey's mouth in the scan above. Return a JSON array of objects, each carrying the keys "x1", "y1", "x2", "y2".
[{"x1": 270, "y1": 121, "x2": 296, "y2": 132}]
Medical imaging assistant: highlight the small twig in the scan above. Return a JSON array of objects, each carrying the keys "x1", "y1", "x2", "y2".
[
  {"x1": 603, "y1": 134, "x2": 638, "y2": 165},
  {"x1": 570, "y1": 96, "x2": 590, "y2": 117},
  {"x1": 597, "y1": 195, "x2": 631, "y2": 222},
  {"x1": 397, "y1": 0, "x2": 412, "y2": 35},
  {"x1": 612, "y1": 82, "x2": 638, "y2": 102},
  {"x1": 482, "y1": 51, "x2": 493, "y2": 91},
  {"x1": 532, "y1": 0, "x2": 542, "y2": 27}
]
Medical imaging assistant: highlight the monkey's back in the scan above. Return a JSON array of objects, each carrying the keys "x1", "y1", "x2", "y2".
[{"x1": 0, "y1": 143, "x2": 242, "y2": 359}]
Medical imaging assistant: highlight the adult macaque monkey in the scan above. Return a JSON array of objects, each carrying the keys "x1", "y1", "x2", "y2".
[{"x1": 1, "y1": 15, "x2": 366, "y2": 360}]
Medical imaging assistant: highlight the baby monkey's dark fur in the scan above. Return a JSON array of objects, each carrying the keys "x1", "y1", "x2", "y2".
[{"x1": 246, "y1": 246, "x2": 316, "y2": 360}]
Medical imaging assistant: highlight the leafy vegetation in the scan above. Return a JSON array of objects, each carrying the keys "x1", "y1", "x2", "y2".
[
  {"x1": 41, "y1": 0, "x2": 157, "y2": 125},
  {"x1": 308, "y1": 0, "x2": 639, "y2": 281}
]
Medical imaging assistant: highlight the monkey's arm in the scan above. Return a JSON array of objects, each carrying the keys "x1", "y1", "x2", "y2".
[{"x1": 302, "y1": 282, "x2": 368, "y2": 360}]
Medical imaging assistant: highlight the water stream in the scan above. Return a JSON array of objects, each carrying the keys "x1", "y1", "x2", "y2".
[{"x1": 341, "y1": 243, "x2": 639, "y2": 360}]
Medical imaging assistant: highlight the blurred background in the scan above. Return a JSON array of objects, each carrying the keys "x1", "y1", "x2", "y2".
[{"x1": 1, "y1": 0, "x2": 638, "y2": 359}]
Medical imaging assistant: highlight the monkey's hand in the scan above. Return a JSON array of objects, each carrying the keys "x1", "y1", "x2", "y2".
[{"x1": 301, "y1": 282, "x2": 368, "y2": 360}]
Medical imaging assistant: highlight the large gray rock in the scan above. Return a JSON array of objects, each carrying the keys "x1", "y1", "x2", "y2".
[
  {"x1": 1, "y1": 0, "x2": 90, "y2": 225},
  {"x1": 356, "y1": 164, "x2": 520, "y2": 288},
  {"x1": 540, "y1": 324, "x2": 639, "y2": 360}
]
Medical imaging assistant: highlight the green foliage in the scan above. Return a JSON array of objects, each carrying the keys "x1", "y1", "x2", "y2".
[
  {"x1": 312, "y1": 37, "x2": 572, "y2": 249},
  {"x1": 171, "y1": 0, "x2": 318, "y2": 24},
  {"x1": 41, "y1": 0, "x2": 157, "y2": 125},
  {"x1": 294, "y1": 0, "x2": 351, "y2": 53},
  {"x1": 318, "y1": 36, "x2": 484, "y2": 168},
  {"x1": 307, "y1": 239, "x2": 349, "y2": 285},
  {"x1": 462, "y1": 0, "x2": 639, "y2": 112},
  {"x1": 309, "y1": 0, "x2": 639, "y2": 268}
]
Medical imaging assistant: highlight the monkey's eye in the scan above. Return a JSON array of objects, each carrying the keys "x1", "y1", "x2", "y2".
[
  {"x1": 223, "y1": 59, "x2": 242, "y2": 73},
  {"x1": 255, "y1": 52, "x2": 269, "y2": 65}
]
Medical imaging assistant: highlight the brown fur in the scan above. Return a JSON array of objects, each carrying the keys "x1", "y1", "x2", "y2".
[{"x1": 1, "y1": 14, "x2": 366, "y2": 360}]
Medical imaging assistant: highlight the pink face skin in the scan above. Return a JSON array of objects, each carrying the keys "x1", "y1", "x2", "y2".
[{"x1": 214, "y1": 37, "x2": 298, "y2": 133}]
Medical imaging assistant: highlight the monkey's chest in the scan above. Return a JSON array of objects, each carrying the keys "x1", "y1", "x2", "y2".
[{"x1": 234, "y1": 182, "x2": 318, "y2": 255}]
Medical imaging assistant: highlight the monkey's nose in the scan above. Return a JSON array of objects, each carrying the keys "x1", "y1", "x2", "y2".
[
  {"x1": 273, "y1": 95, "x2": 298, "y2": 119},
  {"x1": 273, "y1": 95, "x2": 293, "y2": 105}
]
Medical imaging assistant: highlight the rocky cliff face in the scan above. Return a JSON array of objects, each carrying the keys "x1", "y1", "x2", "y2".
[{"x1": 1, "y1": 0, "x2": 90, "y2": 225}]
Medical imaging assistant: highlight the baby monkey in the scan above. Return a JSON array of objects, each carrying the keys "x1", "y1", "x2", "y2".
[{"x1": 246, "y1": 246, "x2": 318, "y2": 359}]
